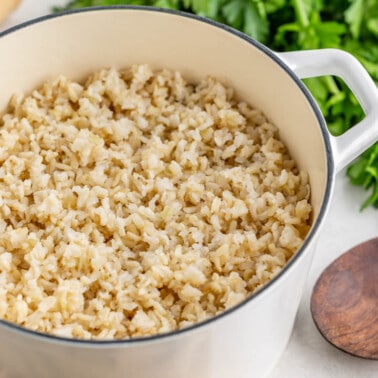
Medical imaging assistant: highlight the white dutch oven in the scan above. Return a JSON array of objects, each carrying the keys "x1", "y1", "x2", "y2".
[{"x1": 0, "y1": 7, "x2": 377, "y2": 378}]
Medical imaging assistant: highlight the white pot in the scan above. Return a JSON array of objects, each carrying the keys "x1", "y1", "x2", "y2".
[{"x1": 0, "y1": 7, "x2": 377, "y2": 378}]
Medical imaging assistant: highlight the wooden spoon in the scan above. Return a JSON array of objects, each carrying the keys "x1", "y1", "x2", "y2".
[
  {"x1": 0, "y1": 0, "x2": 21, "y2": 24},
  {"x1": 311, "y1": 238, "x2": 378, "y2": 359}
]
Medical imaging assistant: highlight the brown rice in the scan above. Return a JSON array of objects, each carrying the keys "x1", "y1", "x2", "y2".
[{"x1": 0, "y1": 65, "x2": 312, "y2": 339}]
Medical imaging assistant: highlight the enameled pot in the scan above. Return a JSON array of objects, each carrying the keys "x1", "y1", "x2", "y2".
[{"x1": 0, "y1": 7, "x2": 377, "y2": 378}]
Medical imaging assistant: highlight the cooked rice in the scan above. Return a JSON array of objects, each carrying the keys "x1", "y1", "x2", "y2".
[{"x1": 0, "y1": 65, "x2": 312, "y2": 339}]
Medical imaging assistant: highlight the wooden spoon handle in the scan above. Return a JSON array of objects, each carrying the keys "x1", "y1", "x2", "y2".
[{"x1": 0, "y1": 0, "x2": 21, "y2": 23}]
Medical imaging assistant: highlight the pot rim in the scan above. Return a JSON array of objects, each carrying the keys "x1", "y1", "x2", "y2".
[{"x1": 0, "y1": 5, "x2": 334, "y2": 346}]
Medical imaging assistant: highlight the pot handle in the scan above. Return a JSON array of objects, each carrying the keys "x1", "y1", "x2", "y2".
[{"x1": 276, "y1": 49, "x2": 378, "y2": 172}]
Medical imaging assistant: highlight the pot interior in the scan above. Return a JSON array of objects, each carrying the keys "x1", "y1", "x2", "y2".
[{"x1": 0, "y1": 7, "x2": 328, "y2": 228}]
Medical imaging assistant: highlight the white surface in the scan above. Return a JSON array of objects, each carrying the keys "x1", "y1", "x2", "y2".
[{"x1": 1, "y1": 1, "x2": 377, "y2": 377}]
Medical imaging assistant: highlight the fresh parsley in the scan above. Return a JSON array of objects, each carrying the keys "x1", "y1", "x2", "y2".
[{"x1": 54, "y1": 0, "x2": 378, "y2": 209}]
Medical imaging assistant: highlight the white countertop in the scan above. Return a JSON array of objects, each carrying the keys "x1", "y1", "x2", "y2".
[{"x1": 1, "y1": 1, "x2": 377, "y2": 377}]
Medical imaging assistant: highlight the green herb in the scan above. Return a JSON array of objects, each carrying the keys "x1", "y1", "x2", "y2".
[{"x1": 54, "y1": 0, "x2": 378, "y2": 209}]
